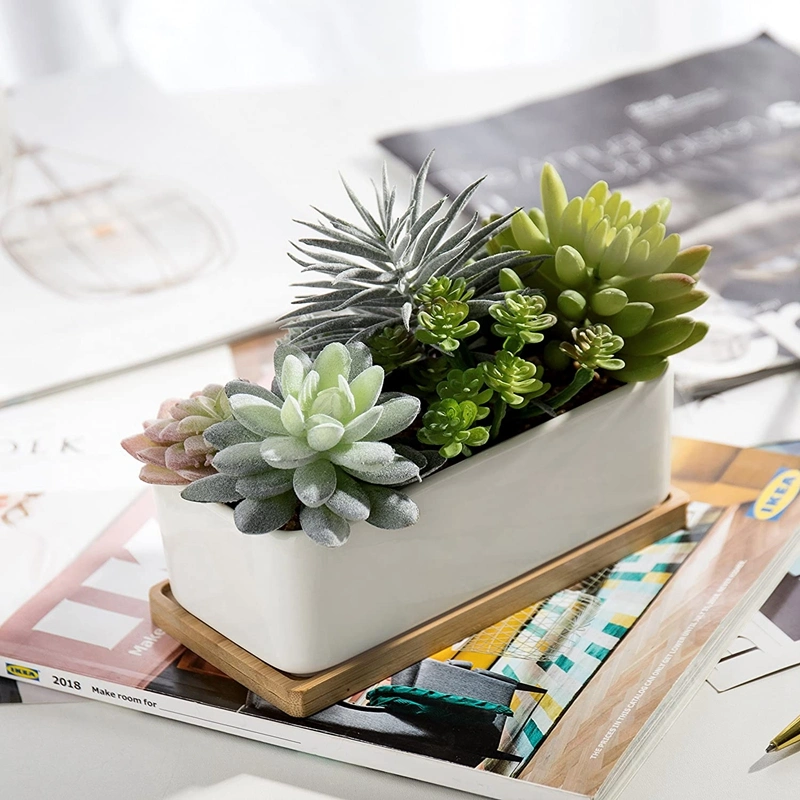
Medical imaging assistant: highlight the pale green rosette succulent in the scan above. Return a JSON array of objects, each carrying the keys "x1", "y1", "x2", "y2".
[{"x1": 183, "y1": 342, "x2": 430, "y2": 547}]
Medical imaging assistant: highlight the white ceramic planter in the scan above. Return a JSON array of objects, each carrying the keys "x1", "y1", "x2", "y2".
[{"x1": 155, "y1": 368, "x2": 673, "y2": 675}]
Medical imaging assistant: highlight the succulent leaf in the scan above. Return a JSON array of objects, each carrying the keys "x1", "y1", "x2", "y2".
[
  {"x1": 342, "y1": 456, "x2": 421, "y2": 486},
  {"x1": 230, "y1": 395, "x2": 285, "y2": 437},
  {"x1": 236, "y1": 469, "x2": 294, "y2": 499},
  {"x1": 362, "y1": 485, "x2": 420, "y2": 529},
  {"x1": 235, "y1": 494, "x2": 298, "y2": 534},
  {"x1": 299, "y1": 505, "x2": 351, "y2": 547},
  {"x1": 613, "y1": 355, "x2": 669, "y2": 383},
  {"x1": 416, "y1": 300, "x2": 480, "y2": 352},
  {"x1": 223, "y1": 380, "x2": 282, "y2": 405},
  {"x1": 368, "y1": 325, "x2": 424, "y2": 372},
  {"x1": 181, "y1": 473, "x2": 242, "y2": 504},
  {"x1": 212, "y1": 442, "x2": 270, "y2": 476},
  {"x1": 436, "y1": 367, "x2": 493, "y2": 409},
  {"x1": 203, "y1": 418, "x2": 261, "y2": 449},
  {"x1": 414, "y1": 275, "x2": 475, "y2": 307},
  {"x1": 293, "y1": 459, "x2": 337, "y2": 508},
  {"x1": 326, "y1": 469, "x2": 371, "y2": 521},
  {"x1": 365, "y1": 395, "x2": 422, "y2": 441},
  {"x1": 622, "y1": 316, "x2": 695, "y2": 357}
]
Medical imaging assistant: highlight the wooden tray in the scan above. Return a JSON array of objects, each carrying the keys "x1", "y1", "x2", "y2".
[{"x1": 150, "y1": 488, "x2": 688, "y2": 718}]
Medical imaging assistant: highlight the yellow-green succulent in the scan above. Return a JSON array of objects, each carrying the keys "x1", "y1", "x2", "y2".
[{"x1": 487, "y1": 163, "x2": 710, "y2": 382}]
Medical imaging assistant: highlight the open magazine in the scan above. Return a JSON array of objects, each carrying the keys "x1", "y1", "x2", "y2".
[
  {"x1": 380, "y1": 34, "x2": 800, "y2": 397},
  {"x1": 1, "y1": 439, "x2": 799, "y2": 799}
]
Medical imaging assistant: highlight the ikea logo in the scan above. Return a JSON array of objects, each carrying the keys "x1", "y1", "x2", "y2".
[
  {"x1": 5, "y1": 663, "x2": 39, "y2": 681},
  {"x1": 750, "y1": 469, "x2": 800, "y2": 521}
]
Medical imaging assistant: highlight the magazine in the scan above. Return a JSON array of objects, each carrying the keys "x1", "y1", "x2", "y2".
[
  {"x1": 379, "y1": 34, "x2": 800, "y2": 396},
  {"x1": 709, "y1": 439, "x2": 800, "y2": 691},
  {"x1": 1, "y1": 439, "x2": 798, "y2": 799},
  {"x1": 0, "y1": 344, "x2": 236, "y2": 493},
  {"x1": 2, "y1": 64, "x2": 297, "y2": 408},
  {"x1": 0, "y1": 676, "x2": 84, "y2": 705}
]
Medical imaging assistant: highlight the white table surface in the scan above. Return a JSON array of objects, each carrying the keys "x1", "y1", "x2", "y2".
[{"x1": 4, "y1": 49, "x2": 800, "y2": 800}]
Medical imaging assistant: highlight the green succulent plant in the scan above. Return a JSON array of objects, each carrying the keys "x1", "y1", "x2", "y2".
[
  {"x1": 418, "y1": 399, "x2": 490, "y2": 458},
  {"x1": 282, "y1": 152, "x2": 537, "y2": 351},
  {"x1": 435, "y1": 367, "x2": 493, "y2": 412},
  {"x1": 121, "y1": 385, "x2": 231, "y2": 484},
  {"x1": 489, "y1": 292, "x2": 557, "y2": 354},
  {"x1": 183, "y1": 342, "x2": 433, "y2": 547},
  {"x1": 415, "y1": 298, "x2": 481, "y2": 352},
  {"x1": 368, "y1": 324, "x2": 425, "y2": 372},
  {"x1": 489, "y1": 163, "x2": 711, "y2": 382},
  {"x1": 561, "y1": 324, "x2": 625, "y2": 371},
  {"x1": 414, "y1": 275, "x2": 475, "y2": 307},
  {"x1": 481, "y1": 352, "x2": 549, "y2": 408},
  {"x1": 407, "y1": 356, "x2": 452, "y2": 396}
]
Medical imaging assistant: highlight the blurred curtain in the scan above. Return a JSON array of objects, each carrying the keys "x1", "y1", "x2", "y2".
[
  {"x1": 0, "y1": 0, "x2": 123, "y2": 86},
  {"x1": 0, "y1": 0, "x2": 798, "y2": 92}
]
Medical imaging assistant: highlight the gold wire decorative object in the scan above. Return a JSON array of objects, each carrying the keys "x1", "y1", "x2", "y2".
[{"x1": 1, "y1": 141, "x2": 233, "y2": 298}]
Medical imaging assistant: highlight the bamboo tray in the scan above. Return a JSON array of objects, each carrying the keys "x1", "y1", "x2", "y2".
[{"x1": 150, "y1": 488, "x2": 688, "y2": 718}]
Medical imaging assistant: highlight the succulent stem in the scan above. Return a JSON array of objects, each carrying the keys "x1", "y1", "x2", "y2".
[{"x1": 490, "y1": 398, "x2": 507, "y2": 440}]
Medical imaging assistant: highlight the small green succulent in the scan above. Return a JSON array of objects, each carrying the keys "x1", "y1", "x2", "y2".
[
  {"x1": 407, "y1": 356, "x2": 452, "y2": 396},
  {"x1": 415, "y1": 300, "x2": 481, "y2": 353},
  {"x1": 489, "y1": 292, "x2": 557, "y2": 354},
  {"x1": 435, "y1": 367, "x2": 493, "y2": 412},
  {"x1": 183, "y1": 342, "x2": 430, "y2": 547},
  {"x1": 561, "y1": 324, "x2": 625, "y2": 371},
  {"x1": 414, "y1": 276, "x2": 475, "y2": 307},
  {"x1": 368, "y1": 324, "x2": 424, "y2": 372},
  {"x1": 481, "y1": 352, "x2": 549, "y2": 408},
  {"x1": 418, "y1": 399, "x2": 490, "y2": 458}
]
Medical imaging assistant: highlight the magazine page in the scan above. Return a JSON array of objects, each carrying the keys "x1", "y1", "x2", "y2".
[
  {"x1": 379, "y1": 35, "x2": 800, "y2": 394},
  {"x1": 0, "y1": 345, "x2": 237, "y2": 493},
  {"x1": 2, "y1": 64, "x2": 299, "y2": 407}
]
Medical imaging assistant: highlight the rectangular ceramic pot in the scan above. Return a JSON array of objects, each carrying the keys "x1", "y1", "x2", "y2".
[{"x1": 154, "y1": 368, "x2": 673, "y2": 675}]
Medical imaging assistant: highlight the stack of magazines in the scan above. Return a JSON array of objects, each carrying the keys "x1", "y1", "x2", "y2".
[{"x1": 1, "y1": 438, "x2": 799, "y2": 800}]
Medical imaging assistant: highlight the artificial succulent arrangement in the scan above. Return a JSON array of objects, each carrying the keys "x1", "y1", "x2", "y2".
[{"x1": 123, "y1": 155, "x2": 711, "y2": 546}]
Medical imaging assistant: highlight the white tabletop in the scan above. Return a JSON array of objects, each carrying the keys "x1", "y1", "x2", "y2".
[{"x1": 4, "y1": 47, "x2": 800, "y2": 800}]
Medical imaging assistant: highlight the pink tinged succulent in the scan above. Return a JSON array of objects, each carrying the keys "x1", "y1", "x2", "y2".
[{"x1": 120, "y1": 384, "x2": 233, "y2": 485}]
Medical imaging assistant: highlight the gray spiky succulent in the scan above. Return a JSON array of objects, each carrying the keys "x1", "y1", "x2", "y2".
[
  {"x1": 281, "y1": 152, "x2": 538, "y2": 351},
  {"x1": 182, "y1": 342, "x2": 442, "y2": 547}
]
